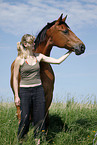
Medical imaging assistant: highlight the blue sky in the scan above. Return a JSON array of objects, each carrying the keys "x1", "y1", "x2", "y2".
[{"x1": 0, "y1": 0, "x2": 97, "y2": 103}]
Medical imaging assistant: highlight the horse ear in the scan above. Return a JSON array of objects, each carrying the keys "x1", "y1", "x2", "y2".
[
  {"x1": 62, "y1": 15, "x2": 67, "y2": 22},
  {"x1": 56, "y1": 13, "x2": 63, "y2": 23}
]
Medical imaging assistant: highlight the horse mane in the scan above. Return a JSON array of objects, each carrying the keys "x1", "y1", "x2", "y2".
[
  {"x1": 34, "y1": 21, "x2": 56, "y2": 49},
  {"x1": 34, "y1": 20, "x2": 70, "y2": 49}
]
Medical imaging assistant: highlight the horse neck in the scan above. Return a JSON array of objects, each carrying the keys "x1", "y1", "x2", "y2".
[{"x1": 35, "y1": 42, "x2": 53, "y2": 56}]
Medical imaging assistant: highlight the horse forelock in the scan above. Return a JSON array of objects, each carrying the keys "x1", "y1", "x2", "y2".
[{"x1": 58, "y1": 21, "x2": 70, "y2": 29}]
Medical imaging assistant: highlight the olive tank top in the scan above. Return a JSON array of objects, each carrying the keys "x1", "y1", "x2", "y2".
[{"x1": 19, "y1": 60, "x2": 42, "y2": 86}]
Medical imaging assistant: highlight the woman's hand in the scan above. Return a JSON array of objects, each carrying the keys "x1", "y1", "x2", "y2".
[{"x1": 15, "y1": 96, "x2": 20, "y2": 106}]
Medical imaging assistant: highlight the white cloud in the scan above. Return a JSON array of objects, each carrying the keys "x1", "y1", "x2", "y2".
[{"x1": 0, "y1": 0, "x2": 97, "y2": 36}]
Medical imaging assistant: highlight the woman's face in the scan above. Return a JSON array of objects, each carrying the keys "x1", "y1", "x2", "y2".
[{"x1": 24, "y1": 37, "x2": 35, "y2": 49}]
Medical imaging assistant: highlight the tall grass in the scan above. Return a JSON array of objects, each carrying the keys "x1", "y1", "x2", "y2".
[{"x1": 0, "y1": 99, "x2": 97, "y2": 145}]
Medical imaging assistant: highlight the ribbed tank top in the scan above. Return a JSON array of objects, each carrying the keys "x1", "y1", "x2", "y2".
[{"x1": 19, "y1": 60, "x2": 41, "y2": 86}]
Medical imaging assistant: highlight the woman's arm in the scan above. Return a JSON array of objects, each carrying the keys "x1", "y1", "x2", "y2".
[
  {"x1": 13, "y1": 57, "x2": 21, "y2": 106},
  {"x1": 39, "y1": 51, "x2": 72, "y2": 64}
]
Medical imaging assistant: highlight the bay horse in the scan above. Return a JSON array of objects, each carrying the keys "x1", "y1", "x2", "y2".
[{"x1": 10, "y1": 14, "x2": 85, "y2": 125}]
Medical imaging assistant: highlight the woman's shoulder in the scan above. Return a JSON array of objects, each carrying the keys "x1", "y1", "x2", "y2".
[
  {"x1": 34, "y1": 53, "x2": 40, "y2": 57},
  {"x1": 34, "y1": 53, "x2": 44, "y2": 58},
  {"x1": 34, "y1": 53, "x2": 43, "y2": 62},
  {"x1": 15, "y1": 56, "x2": 24, "y2": 65}
]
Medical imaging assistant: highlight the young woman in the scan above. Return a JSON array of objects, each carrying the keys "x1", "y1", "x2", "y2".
[{"x1": 13, "y1": 34, "x2": 72, "y2": 143}]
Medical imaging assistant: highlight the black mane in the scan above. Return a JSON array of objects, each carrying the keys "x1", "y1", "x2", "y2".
[
  {"x1": 34, "y1": 21, "x2": 56, "y2": 49},
  {"x1": 34, "y1": 20, "x2": 70, "y2": 49}
]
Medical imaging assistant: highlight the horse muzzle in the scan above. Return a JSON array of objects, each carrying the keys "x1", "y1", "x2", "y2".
[{"x1": 74, "y1": 44, "x2": 86, "y2": 55}]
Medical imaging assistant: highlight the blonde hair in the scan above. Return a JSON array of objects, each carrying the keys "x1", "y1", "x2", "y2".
[
  {"x1": 17, "y1": 34, "x2": 35, "y2": 59},
  {"x1": 17, "y1": 42, "x2": 27, "y2": 58}
]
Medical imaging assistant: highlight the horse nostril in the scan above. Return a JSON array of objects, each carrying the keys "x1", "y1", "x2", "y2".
[
  {"x1": 80, "y1": 44, "x2": 85, "y2": 52},
  {"x1": 74, "y1": 44, "x2": 85, "y2": 55}
]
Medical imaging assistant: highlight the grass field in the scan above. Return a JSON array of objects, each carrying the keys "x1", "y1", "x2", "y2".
[{"x1": 0, "y1": 99, "x2": 97, "y2": 145}]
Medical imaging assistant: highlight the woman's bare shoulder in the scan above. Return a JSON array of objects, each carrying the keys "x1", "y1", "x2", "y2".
[
  {"x1": 34, "y1": 53, "x2": 40, "y2": 57},
  {"x1": 15, "y1": 56, "x2": 24, "y2": 65},
  {"x1": 34, "y1": 53, "x2": 42, "y2": 62}
]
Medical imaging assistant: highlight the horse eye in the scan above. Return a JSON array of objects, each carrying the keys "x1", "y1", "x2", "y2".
[
  {"x1": 62, "y1": 29, "x2": 69, "y2": 35},
  {"x1": 63, "y1": 29, "x2": 69, "y2": 34}
]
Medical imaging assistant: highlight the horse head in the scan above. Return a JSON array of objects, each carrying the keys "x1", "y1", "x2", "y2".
[{"x1": 46, "y1": 14, "x2": 85, "y2": 55}]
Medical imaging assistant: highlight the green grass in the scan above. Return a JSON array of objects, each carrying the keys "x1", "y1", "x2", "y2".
[{"x1": 0, "y1": 100, "x2": 97, "y2": 145}]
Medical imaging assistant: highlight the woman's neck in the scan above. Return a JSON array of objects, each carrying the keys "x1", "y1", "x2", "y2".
[{"x1": 27, "y1": 47, "x2": 34, "y2": 57}]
